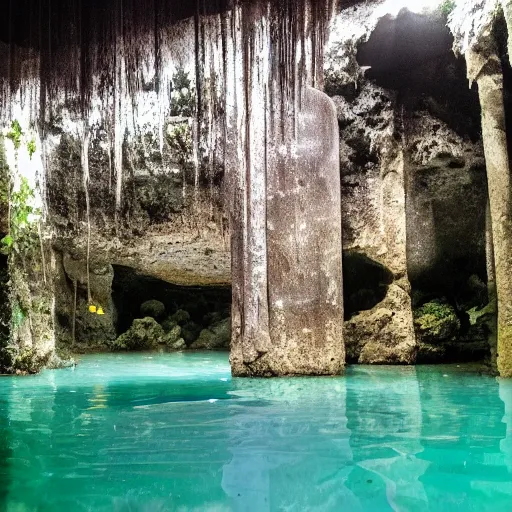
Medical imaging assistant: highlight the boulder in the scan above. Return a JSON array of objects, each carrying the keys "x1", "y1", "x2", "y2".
[
  {"x1": 181, "y1": 321, "x2": 202, "y2": 344},
  {"x1": 190, "y1": 318, "x2": 231, "y2": 350},
  {"x1": 164, "y1": 324, "x2": 183, "y2": 348},
  {"x1": 140, "y1": 300, "x2": 166, "y2": 320},
  {"x1": 170, "y1": 309, "x2": 191, "y2": 326},
  {"x1": 112, "y1": 317, "x2": 165, "y2": 351}
]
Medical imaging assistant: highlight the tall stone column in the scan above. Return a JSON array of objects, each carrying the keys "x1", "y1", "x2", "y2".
[
  {"x1": 228, "y1": 2, "x2": 344, "y2": 377},
  {"x1": 230, "y1": 85, "x2": 344, "y2": 376},
  {"x1": 466, "y1": 47, "x2": 512, "y2": 376}
]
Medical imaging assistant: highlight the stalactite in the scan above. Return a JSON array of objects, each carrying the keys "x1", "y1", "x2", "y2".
[
  {"x1": 81, "y1": 124, "x2": 92, "y2": 304},
  {"x1": 2, "y1": 0, "x2": 342, "y2": 375}
]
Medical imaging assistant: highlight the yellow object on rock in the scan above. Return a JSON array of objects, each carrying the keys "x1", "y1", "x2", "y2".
[
  {"x1": 88, "y1": 304, "x2": 97, "y2": 313},
  {"x1": 97, "y1": 307, "x2": 105, "y2": 315}
]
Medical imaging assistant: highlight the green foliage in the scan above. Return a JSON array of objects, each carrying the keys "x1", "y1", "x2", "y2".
[
  {"x1": 1, "y1": 177, "x2": 40, "y2": 256},
  {"x1": 6, "y1": 120, "x2": 23, "y2": 151},
  {"x1": 170, "y1": 69, "x2": 196, "y2": 117},
  {"x1": 27, "y1": 138, "x2": 36, "y2": 160},
  {"x1": 167, "y1": 123, "x2": 192, "y2": 160},
  {"x1": 414, "y1": 300, "x2": 453, "y2": 320},
  {"x1": 413, "y1": 300, "x2": 460, "y2": 342},
  {"x1": 439, "y1": 0, "x2": 456, "y2": 17}
]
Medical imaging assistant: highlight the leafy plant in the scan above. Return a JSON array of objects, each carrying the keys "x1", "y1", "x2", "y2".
[
  {"x1": 1, "y1": 177, "x2": 40, "y2": 256},
  {"x1": 167, "y1": 123, "x2": 192, "y2": 158},
  {"x1": 170, "y1": 69, "x2": 196, "y2": 117},
  {"x1": 6, "y1": 120, "x2": 23, "y2": 151},
  {"x1": 27, "y1": 138, "x2": 36, "y2": 160},
  {"x1": 439, "y1": 0, "x2": 456, "y2": 17}
]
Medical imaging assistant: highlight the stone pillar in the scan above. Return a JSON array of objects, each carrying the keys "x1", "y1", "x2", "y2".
[
  {"x1": 230, "y1": 86, "x2": 344, "y2": 376},
  {"x1": 466, "y1": 48, "x2": 512, "y2": 376}
]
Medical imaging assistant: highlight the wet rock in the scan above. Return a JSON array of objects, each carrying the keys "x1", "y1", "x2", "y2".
[
  {"x1": 140, "y1": 300, "x2": 166, "y2": 320},
  {"x1": 46, "y1": 351, "x2": 76, "y2": 369},
  {"x1": 181, "y1": 321, "x2": 202, "y2": 344},
  {"x1": 344, "y1": 283, "x2": 416, "y2": 364},
  {"x1": 413, "y1": 300, "x2": 460, "y2": 343},
  {"x1": 164, "y1": 324, "x2": 183, "y2": 348},
  {"x1": 190, "y1": 318, "x2": 231, "y2": 350},
  {"x1": 112, "y1": 317, "x2": 165, "y2": 351},
  {"x1": 170, "y1": 309, "x2": 190, "y2": 326}
]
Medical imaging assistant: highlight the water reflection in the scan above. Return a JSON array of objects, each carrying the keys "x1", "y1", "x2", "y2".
[
  {"x1": 223, "y1": 378, "x2": 355, "y2": 511},
  {"x1": 416, "y1": 367, "x2": 511, "y2": 511},
  {"x1": 345, "y1": 366, "x2": 429, "y2": 511},
  {"x1": 0, "y1": 354, "x2": 512, "y2": 511},
  {"x1": 0, "y1": 379, "x2": 12, "y2": 511}
]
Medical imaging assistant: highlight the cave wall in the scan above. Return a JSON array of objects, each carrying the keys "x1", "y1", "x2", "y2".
[
  {"x1": 324, "y1": 2, "x2": 492, "y2": 364},
  {"x1": 0, "y1": 0, "x2": 508, "y2": 372}
]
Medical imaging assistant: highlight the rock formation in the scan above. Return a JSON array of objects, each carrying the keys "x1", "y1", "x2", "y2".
[{"x1": 0, "y1": 0, "x2": 510, "y2": 375}]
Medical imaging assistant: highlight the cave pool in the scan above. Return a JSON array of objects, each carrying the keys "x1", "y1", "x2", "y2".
[{"x1": 1, "y1": 352, "x2": 511, "y2": 511}]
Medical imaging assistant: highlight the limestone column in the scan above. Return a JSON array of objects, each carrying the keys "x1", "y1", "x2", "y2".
[
  {"x1": 227, "y1": 1, "x2": 344, "y2": 377},
  {"x1": 466, "y1": 47, "x2": 512, "y2": 376}
]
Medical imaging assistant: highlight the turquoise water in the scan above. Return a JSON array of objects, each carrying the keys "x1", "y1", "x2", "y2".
[{"x1": 0, "y1": 353, "x2": 512, "y2": 511}]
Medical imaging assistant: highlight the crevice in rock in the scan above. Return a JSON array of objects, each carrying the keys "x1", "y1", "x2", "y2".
[{"x1": 342, "y1": 251, "x2": 393, "y2": 320}]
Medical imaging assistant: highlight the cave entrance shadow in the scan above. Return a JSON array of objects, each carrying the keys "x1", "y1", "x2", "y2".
[
  {"x1": 342, "y1": 251, "x2": 393, "y2": 320},
  {"x1": 111, "y1": 265, "x2": 231, "y2": 337}
]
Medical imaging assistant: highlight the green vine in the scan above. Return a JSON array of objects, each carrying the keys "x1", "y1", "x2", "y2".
[
  {"x1": 439, "y1": 0, "x2": 456, "y2": 17},
  {"x1": 27, "y1": 138, "x2": 36, "y2": 160},
  {"x1": 1, "y1": 177, "x2": 40, "y2": 256}
]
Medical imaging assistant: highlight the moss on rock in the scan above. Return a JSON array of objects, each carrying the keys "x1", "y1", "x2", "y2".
[
  {"x1": 140, "y1": 300, "x2": 166, "y2": 320},
  {"x1": 413, "y1": 300, "x2": 460, "y2": 343},
  {"x1": 112, "y1": 317, "x2": 165, "y2": 351},
  {"x1": 190, "y1": 317, "x2": 230, "y2": 350}
]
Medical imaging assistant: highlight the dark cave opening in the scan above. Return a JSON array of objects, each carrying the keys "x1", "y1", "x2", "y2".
[
  {"x1": 342, "y1": 251, "x2": 394, "y2": 320},
  {"x1": 356, "y1": 8, "x2": 481, "y2": 141},
  {"x1": 112, "y1": 265, "x2": 231, "y2": 346}
]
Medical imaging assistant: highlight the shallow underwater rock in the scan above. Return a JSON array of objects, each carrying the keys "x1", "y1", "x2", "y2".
[
  {"x1": 112, "y1": 317, "x2": 165, "y2": 351},
  {"x1": 140, "y1": 300, "x2": 166, "y2": 320},
  {"x1": 46, "y1": 351, "x2": 76, "y2": 369},
  {"x1": 190, "y1": 318, "x2": 230, "y2": 350},
  {"x1": 413, "y1": 300, "x2": 460, "y2": 343}
]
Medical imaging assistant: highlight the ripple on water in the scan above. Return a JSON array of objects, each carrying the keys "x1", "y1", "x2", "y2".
[{"x1": 0, "y1": 352, "x2": 511, "y2": 511}]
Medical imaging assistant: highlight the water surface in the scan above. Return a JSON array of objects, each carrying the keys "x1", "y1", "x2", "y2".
[{"x1": 0, "y1": 352, "x2": 511, "y2": 511}]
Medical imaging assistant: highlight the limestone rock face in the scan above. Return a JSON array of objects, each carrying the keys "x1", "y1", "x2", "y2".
[
  {"x1": 345, "y1": 283, "x2": 416, "y2": 364},
  {"x1": 325, "y1": 2, "x2": 490, "y2": 365}
]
